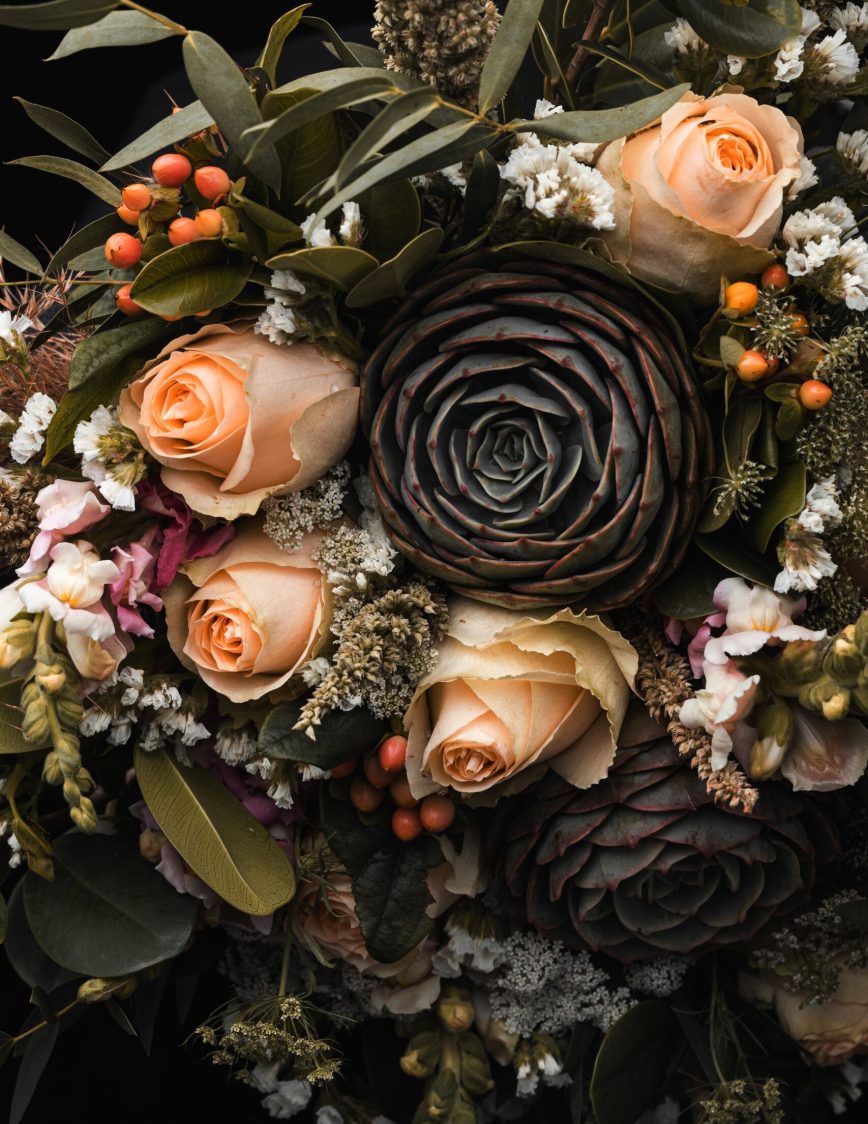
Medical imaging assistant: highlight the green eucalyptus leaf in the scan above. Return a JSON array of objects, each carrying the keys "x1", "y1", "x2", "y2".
[
  {"x1": 775, "y1": 397, "x2": 804, "y2": 441},
  {"x1": 42, "y1": 352, "x2": 139, "y2": 463},
  {"x1": 130, "y1": 240, "x2": 252, "y2": 316},
  {"x1": 478, "y1": 0, "x2": 547, "y2": 113},
  {"x1": 259, "y1": 4, "x2": 309, "y2": 85},
  {"x1": 678, "y1": 0, "x2": 802, "y2": 58},
  {"x1": 746, "y1": 461, "x2": 805, "y2": 553},
  {"x1": 0, "y1": 229, "x2": 42, "y2": 275},
  {"x1": 182, "y1": 30, "x2": 281, "y2": 191},
  {"x1": 333, "y1": 87, "x2": 441, "y2": 191},
  {"x1": 8, "y1": 155, "x2": 120, "y2": 205},
  {"x1": 360, "y1": 179, "x2": 421, "y2": 262},
  {"x1": 101, "y1": 100, "x2": 213, "y2": 172},
  {"x1": 652, "y1": 549, "x2": 727, "y2": 619},
  {"x1": 346, "y1": 226, "x2": 444, "y2": 308},
  {"x1": 136, "y1": 746, "x2": 296, "y2": 915},
  {"x1": 68, "y1": 316, "x2": 168, "y2": 389},
  {"x1": 47, "y1": 9, "x2": 176, "y2": 57},
  {"x1": 4, "y1": 882, "x2": 78, "y2": 992},
  {"x1": 511, "y1": 82, "x2": 690, "y2": 143},
  {"x1": 0, "y1": 0, "x2": 116, "y2": 31},
  {"x1": 266, "y1": 245, "x2": 379, "y2": 290},
  {"x1": 259, "y1": 700, "x2": 389, "y2": 768},
  {"x1": 590, "y1": 1001, "x2": 678, "y2": 1124},
  {"x1": 23, "y1": 832, "x2": 197, "y2": 976},
  {"x1": 45, "y1": 212, "x2": 123, "y2": 275},
  {"x1": 330, "y1": 40, "x2": 385, "y2": 69},
  {"x1": 14, "y1": 99, "x2": 109, "y2": 164},
  {"x1": 352, "y1": 834, "x2": 439, "y2": 963},
  {"x1": 593, "y1": 23, "x2": 675, "y2": 106},
  {"x1": 696, "y1": 533, "x2": 776, "y2": 586}
]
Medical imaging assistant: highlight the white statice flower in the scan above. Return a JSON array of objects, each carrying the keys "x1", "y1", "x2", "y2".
[
  {"x1": 256, "y1": 269, "x2": 307, "y2": 346},
  {"x1": 0, "y1": 820, "x2": 23, "y2": 869},
  {"x1": 158, "y1": 709, "x2": 210, "y2": 747},
  {"x1": 0, "y1": 309, "x2": 33, "y2": 348},
  {"x1": 108, "y1": 716, "x2": 135, "y2": 746},
  {"x1": 432, "y1": 910, "x2": 508, "y2": 977},
  {"x1": 73, "y1": 404, "x2": 137, "y2": 511},
  {"x1": 799, "y1": 477, "x2": 843, "y2": 534},
  {"x1": 300, "y1": 213, "x2": 335, "y2": 248},
  {"x1": 500, "y1": 133, "x2": 615, "y2": 229},
  {"x1": 338, "y1": 200, "x2": 363, "y2": 246},
  {"x1": 727, "y1": 55, "x2": 746, "y2": 75},
  {"x1": 773, "y1": 7, "x2": 822, "y2": 82},
  {"x1": 440, "y1": 162, "x2": 467, "y2": 191},
  {"x1": 836, "y1": 234, "x2": 868, "y2": 310},
  {"x1": 783, "y1": 197, "x2": 854, "y2": 277},
  {"x1": 828, "y1": 1058, "x2": 868, "y2": 1115},
  {"x1": 838, "y1": 128, "x2": 868, "y2": 177},
  {"x1": 533, "y1": 97, "x2": 561, "y2": 119},
  {"x1": 809, "y1": 27, "x2": 860, "y2": 84},
  {"x1": 787, "y1": 153, "x2": 819, "y2": 199},
  {"x1": 10, "y1": 392, "x2": 55, "y2": 464},
  {"x1": 140, "y1": 681, "x2": 183, "y2": 711},
  {"x1": 214, "y1": 724, "x2": 257, "y2": 765},
  {"x1": 118, "y1": 666, "x2": 145, "y2": 706},
  {"x1": 664, "y1": 18, "x2": 705, "y2": 55},
  {"x1": 829, "y1": 2, "x2": 868, "y2": 46},
  {"x1": 249, "y1": 1063, "x2": 313, "y2": 1120},
  {"x1": 267, "y1": 779, "x2": 294, "y2": 809},
  {"x1": 301, "y1": 655, "x2": 331, "y2": 687},
  {"x1": 775, "y1": 537, "x2": 838, "y2": 593},
  {"x1": 79, "y1": 706, "x2": 113, "y2": 737},
  {"x1": 300, "y1": 764, "x2": 329, "y2": 782}
]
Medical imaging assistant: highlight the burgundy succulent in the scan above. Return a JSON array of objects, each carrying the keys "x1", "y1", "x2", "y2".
[{"x1": 361, "y1": 254, "x2": 712, "y2": 609}]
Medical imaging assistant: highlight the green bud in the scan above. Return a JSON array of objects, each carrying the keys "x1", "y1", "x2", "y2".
[
  {"x1": 70, "y1": 798, "x2": 98, "y2": 833},
  {"x1": 749, "y1": 735, "x2": 788, "y2": 781},
  {"x1": 757, "y1": 700, "x2": 794, "y2": 747},
  {"x1": 423, "y1": 1069, "x2": 459, "y2": 1117},
  {"x1": 0, "y1": 619, "x2": 35, "y2": 668},
  {"x1": 34, "y1": 660, "x2": 66, "y2": 694},
  {"x1": 42, "y1": 752, "x2": 64, "y2": 785},
  {"x1": 55, "y1": 695, "x2": 84, "y2": 728},
  {"x1": 438, "y1": 987, "x2": 475, "y2": 1034},
  {"x1": 855, "y1": 610, "x2": 868, "y2": 655},
  {"x1": 458, "y1": 1033, "x2": 494, "y2": 1096},
  {"x1": 799, "y1": 677, "x2": 851, "y2": 721},
  {"x1": 77, "y1": 976, "x2": 137, "y2": 1003},
  {"x1": 22, "y1": 707, "x2": 50, "y2": 744},
  {"x1": 823, "y1": 626, "x2": 862, "y2": 686},
  {"x1": 778, "y1": 639, "x2": 822, "y2": 683},
  {"x1": 401, "y1": 1030, "x2": 441, "y2": 1080}
]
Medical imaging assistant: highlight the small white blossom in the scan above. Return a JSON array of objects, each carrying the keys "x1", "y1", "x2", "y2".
[
  {"x1": 214, "y1": 725, "x2": 257, "y2": 766},
  {"x1": 664, "y1": 18, "x2": 705, "y2": 55},
  {"x1": 300, "y1": 213, "x2": 335, "y2": 248},
  {"x1": 439, "y1": 162, "x2": 467, "y2": 191},
  {"x1": 10, "y1": 392, "x2": 55, "y2": 464},
  {"x1": 267, "y1": 779, "x2": 294, "y2": 809},
  {"x1": 300, "y1": 764, "x2": 329, "y2": 782},
  {"x1": 108, "y1": 716, "x2": 134, "y2": 746},
  {"x1": 838, "y1": 128, "x2": 868, "y2": 177},
  {"x1": 727, "y1": 55, "x2": 746, "y2": 75},
  {"x1": 800, "y1": 477, "x2": 843, "y2": 534},
  {"x1": 256, "y1": 269, "x2": 307, "y2": 346},
  {"x1": 809, "y1": 28, "x2": 860, "y2": 84},
  {"x1": 0, "y1": 309, "x2": 33, "y2": 346},
  {"x1": 500, "y1": 133, "x2": 615, "y2": 229},
  {"x1": 301, "y1": 655, "x2": 331, "y2": 686},
  {"x1": 837, "y1": 234, "x2": 868, "y2": 310},
  {"x1": 338, "y1": 201, "x2": 364, "y2": 246},
  {"x1": 79, "y1": 707, "x2": 113, "y2": 737},
  {"x1": 73, "y1": 405, "x2": 137, "y2": 511},
  {"x1": 159, "y1": 710, "x2": 210, "y2": 747},
  {"x1": 787, "y1": 154, "x2": 819, "y2": 199},
  {"x1": 140, "y1": 682, "x2": 183, "y2": 711},
  {"x1": 774, "y1": 37, "x2": 807, "y2": 81},
  {"x1": 829, "y1": 3, "x2": 868, "y2": 40},
  {"x1": 533, "y1": 98, "x2": 562, "y2": 119},
  {"x1": 775, "y1": 541, "x2": 838, "y2": 593}
]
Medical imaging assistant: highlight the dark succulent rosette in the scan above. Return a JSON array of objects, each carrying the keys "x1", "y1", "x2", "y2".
[
  {"x1": 489, "y1": 718, "x2": 839, "y2": 961},
  {"x1": 361, "y1": 253, "x2": 713, "y2": 609}
]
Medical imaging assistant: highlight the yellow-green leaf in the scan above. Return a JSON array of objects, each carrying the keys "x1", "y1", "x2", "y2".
[{"x1": 266, "y1": 245, "x2": 379, "y2": 290}]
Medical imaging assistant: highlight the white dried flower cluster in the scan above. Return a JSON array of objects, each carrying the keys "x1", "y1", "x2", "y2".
[
  {"x1": 214, "y1": 724, "x2": 258, "y2": 766},
  {"x1": 263, "y1": 461, "x2": 351, "y2": 553},
  {"x1": 0, "y1": 818, "x2": 23, "y2": 869},
  {"x1": 787, "y1": 153, "x2": 819, "y2": 199},
  {"x1": 256, "y1": 269, "x2": 308, "y2": 346},
  {"x1": 838, "y1": 128, "x2": 868, "y2": 178},
  {"x1": 664, "y1": 18, "x2": 706, "y2": 56},
  {"x1": 300, "y1": 202, "x2": 363, "y2": 250},
  {"x1": 248, "y1": 1062, "x2": 313, "y2": 1121},
  {"x1": 624, "y1": 957, "x2": 689, "y2": 998},
  {"x1": 782, "y1": 197, "x2": 868, "y2": 310},
  {"x1": 73, "y1": 403, "x2": 144, "y2": 511},
  {"x1": 827, "y1": 1058, "x2": 868, "y2": 1116},
  {"x1": 245, "y1": 756, "x2": 294, "y2": 809},
  {"x1": 9, "y1": 392, "x2": 55, "y2": 465},
  {"x1": 0, "y1": 309, "x2": 33, "y2": 367},
  {"x1": 830, "y1": 2, "x2": 868, "y2": 50},
  {"x1": 775, "y1": 477, "x2": 842, "y2": 594},
  {"x1": 772, "y1": 7, "x2": 820, "y2": 82},
  {"x1": 431, "y1": 908, "x2": 507, "y2": 976},
  {"x1": 79, "y1": 667, "x2": 209, "y2": 754},
  {"x1": 807, "y1": 26, "x2": 861, "y2": 83}
]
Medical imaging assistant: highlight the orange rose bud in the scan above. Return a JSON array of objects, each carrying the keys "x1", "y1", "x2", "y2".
[
  {"x1": 736, "y1": 349, "x2": 775, "y2": 382},
  {"x1": 761, "y1": 263, "x2": 790, "y2": 290},
  {"x1": 329, "y1": 757, "x2": 358, "y2": 780},
  {"x1": 724, "y1": 281, "x2": 759, "y2": 316},
  {"x1": 389, "y1": 773, "x2": 418, "y2": 808},
  {"x1": 799, "y1": 380, "x2": 832, "y2": 410},
  {"x1": 790, "y1": 312, "x2": 809, "y2": 336},
  {"x1": 168, "y1": 217, "x2": 200, "y2": 246},
  {"x1": 378, "y1": 735, "x2": 408, "y2": 773},
  {"x1": 392, "y1": 807, "x2": 423, "y2": 841},
  {"x1": 363, "y1": 750, "x2": 393, "y2": 789},
  {"x1": 419, "y1": 794, "x2": 455, "y2": 833},
  {"x1": 116, "y1": 204, "x2": 140, "y2": 225},
  {"x1": 105, "y1": 232, "x2": 142, "y2": 268},
  {"x1": 350, "y1": 777, "x2": 384, "y2": 813},
  {"x1": 116, "y1": 284, "x2": 143, "y2": 316},
  {"x1": 121, "y1": 183, "x2": 152, "y2": 211},
  {"x1": 195, "y1": 208, "x2": 224, "y2": 238},
  {"x1": 152, "y1": 153, "x2": 192, "y2": 188},
  {"x1": 194, "y1": 165, "x2": 232, "y2": 201}
]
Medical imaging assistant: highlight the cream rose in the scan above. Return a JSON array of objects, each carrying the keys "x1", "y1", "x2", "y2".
[
  {"x1": 164, "y1": 519, "x2": 330, "y2": 703},
  {"x1": 404, "y1": 598, "x2": 637, "y2": 802},
  {"x1": 597, "y1": 92, "x2": 806, "y2": 302},
  {"x1": 119, "y1": 323, "x2": 358, "y2": 519}
]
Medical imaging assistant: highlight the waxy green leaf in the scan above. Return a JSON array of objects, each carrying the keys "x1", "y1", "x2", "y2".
[
  {"x1": 679, "y1": 0, "x2": 802, "y2": 58},
  {"x1": 42, "y1": 350, "x2": 135, "y2": 463},
  {"x1": 48, "y1": 9, "x2": 176, "y2": 57},
  {"x1": 346, "y1": 226, "x2": 444, "y2": 307},
  {"x1": 333, "y1": 87, "x2": 441, "y2": 190},
  {"x1": 68, "y1": 316, "x2": 169, "y2": 389},
  {"x1": 478, "y1": 0, "x2": 547, "y2": 113},
  {"x1": 130, "y1": 240, "x2": 252, "y2": 316},
  {"x1": 44, "y1": 212, "x2": 124, "y2": 275},
  {"x1": 591, "y1": 1001, "x2": 678, "y2": 1124},
  {"x1": 259, "y1": 700, "x2": 389, "y2": 768},
  {"x1": 266, "y1": 245, "x2": 379, "y2": 290},
  {"x1": 746, "y1": 461, "x2": 806, "y2": 553},
  {"x1": 511, "y1": 83, "x2": 690, "y2": 144}
]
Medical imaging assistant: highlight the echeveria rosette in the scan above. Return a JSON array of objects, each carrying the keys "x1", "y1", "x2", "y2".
[
  {"x1": 489, "y1": 714, "x2": 839, "y2": 961},
  {"x1": 361, "y1": 254, "x2": 712, "y2": 610}
]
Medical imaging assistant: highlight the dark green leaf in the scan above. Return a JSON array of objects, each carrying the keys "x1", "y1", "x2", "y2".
[
  {"x1": 259, "y1": 5, "x2": 309, "y2": 85},
  {"x1": 333, "y1": 87, "x2": 440, "y2": 191},
  {"x1": 23, "y1": 832, "x2": 197, "y2": 976},
  {"x1": 593, "y1": 23, "x2": 675, "y2": 107},
  {"x1": 0, "y1": 0, "x2": 116, "y2": 30},
  {"x1": 8, "y1": 156, "x2": 120, "y2": 205},
  {"x1": 10, "y1": 1022, "x2": 59, "y2": 1124},
  {"x1": 133, "y1": 964, "x2": 170, "y2": 1055},
  {"x1": 14, "y1": 99, "x2": 108, "y2": 164},
  {"x1": 303, "y1": 15, "x2": 380, "y2": 68},
  {"x1": 259, "y1": 700, "x2": 389, "y2": 768},
  {"x1": 652, "y1": 549, "x2": 726, "y2": 619},
  {"x1": 265, "y1": 245, "x2": 378, "y2": 290},
  {"x1": 105, "y1": 998, "x2": 138, "y2": 1037},
  {"x1": 590, "y1": 1001, "x2": 677, "y2": 1124},
  {"x1": 352, "y1": 835, "x2": 439, "y2": 963},
  {"x1": 101, "y1": 100, "x2": 212, "y2": 172},
  {"x1": 43, "y1": 353, "x2": 139, "y2": 463},
  {"x1": 320, "y1": 784, "x2": 392, "y2": 875},
  {"x1": 576, "y1": 39, "x2": 672, "y2": 92},
  {"x1": 261, "y1": 88, "x2": 343, "y2": 205},
  {"x1": 182, "y1": 30, "x2": 281, "y2": 190},
  {"x1": 720, "y1": 334, "x2": 747, "y2": 369},
  {"x1": 462, "y1": 149, "x2": 501, "y2": 243},
  {"x1": 724, "y1": 395, "x2": 763, "y2": 468},
  {"x1": 68, "y1": 316, "x2": 168, "y2": 389},
  {"x1": 48, "y1": 9, "x2": 176, "y2": 57},
  {"x1": 4, "y1": 882, "x2": 77, "y2": 992},
  {"x1": 478, "y1": 0, "x2": 547, "y2": 113},
  {"x1": 678, "y1": 0, "x2": 802, "y2": 58},
  {"x1": 775, "y1": 398, "x2": 804, "y2": 441},
  {"x1": 0, "y1": 230, "x2": 42, "y2": 275},
  {"x1": 45, "y1": 212, "x2": 123, "y2": 275},
  {"x1": 346, "y1": 226, "x2": 444, "y2": 308},
  {"x1": 135, "y1": 746, "x2": 296, "y2": 915},
  {"x1": 696, "y1": 533, "x2": 777, "y2": 586},
  {"x1": 532, "y1": 21, "x2": 576, "y2": 108},
  {"x1": 745, "y1": 461, "x2": 805, "y2": 553},
  {"x1": 130, "y1": 240, "x2": 252, "y2": 316},
  {"x1": 333, "y1": 41, "x2": 385, "y2": 69},
  {"x1": 360, "y1": 179, "x2": 421, "y2": 262},
  {"x1": 511, "y1": 83, "x2": 690, "y2": 143},
  {"x1": 0, "y1": 891, "x2": 6, "y2": 943}
]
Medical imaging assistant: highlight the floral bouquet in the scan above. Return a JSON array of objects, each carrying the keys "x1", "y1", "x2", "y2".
[{"x1": 1, "y1": 1, "x2": 867, "y2": 1121}]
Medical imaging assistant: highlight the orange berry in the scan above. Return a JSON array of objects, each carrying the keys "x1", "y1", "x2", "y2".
[
  {"x1": 329, "y1": 757, "x2": 358, "y2": 780},
  {"x1": 116, "y1": 284, "x2": 143, "y2": 316},
  {"x1": 194, "y1": 309, "x2": 212, "y2": 318},
  {"x1": 790, "y1": 312, "x2": 809, "y2": 336},
  {"x1": 419, "y1": 795, "x2": 455, "y2": 833},
  {"x1": 389, "y1": 773, "x2": 418, "y2": 809},
  {"x1": 116, "y1": 204, "x2": 140, "y2": 226},
  {"x1": 121, "y1": 183, "x2": 152, "y2": 211},
  {"x1": 104, "y1": 232, "x2": 142, "y2": 268},
  {"x1": 724, "y1": 281, "x2": 759, "y2": 316},
  {"x1": 350, "y1": 777, "x2": 384, "y2": 814},
  {"x1": 392, "y1": 807, "x2": 423, "y2": 842},
  {"x1": 363, "y1": 750, "x2": 393, "y2": 789},
  {"x1": 194, "y1": 165, "x2": 232, "y2": 201},
  {"x1": 159, "y1": 314, "x2": 185, "y2": 322},
  {"x1": 735, "y1": 349, "x2": 774, "y2": 382},
  {"x1": 195, "y1": 208, "x2": 224, "y2": 238},
  {"x1": 761, "y1": 263, "x2": 790, "y2": 291},
  {"x1": 167, "y1": 217, "x2": 200, "y2": 246},
  {"x1": 799, "y1": 379, "x2": 832, "y2": 410},
  {"x1": 378, "y1": 735, "x2": 408, "y2": 774},
  {"x1": 152, "y1": 153, "x2": 192, "y2": 188}
]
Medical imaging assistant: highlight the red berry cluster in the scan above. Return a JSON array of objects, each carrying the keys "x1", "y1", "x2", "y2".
[{"x1": 335, "y1": 735, "x2": 456, "y2": 841}]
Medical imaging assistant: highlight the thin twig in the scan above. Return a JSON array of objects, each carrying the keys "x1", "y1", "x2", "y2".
[{"x1": 565, "y1": 0, "x2": 615, "y2": 89}]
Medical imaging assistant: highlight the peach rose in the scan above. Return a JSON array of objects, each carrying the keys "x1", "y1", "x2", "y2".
[
  {"x1": 597, "y1": 92, "x2": 806, "y2": 302},
  {"x1": 164, "y1": 518, "x2": 330, "y2": 703},
  {"x1": 119, "y1": 323, "x2": 358, "y2": 519},
  {"x1": 404, "y1": 598, "x2": 637, "y2": 803}
]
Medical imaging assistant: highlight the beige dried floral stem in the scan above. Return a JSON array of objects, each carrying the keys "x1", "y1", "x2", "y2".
[{"x1": 625, "y1": 612, "x2": 760, "y2": 813}]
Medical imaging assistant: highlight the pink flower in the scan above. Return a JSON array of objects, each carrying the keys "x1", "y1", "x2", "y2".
[
  {"x1": 704, "y1": 577, "x2": 825, "y2": 665},
  {"x1": 19, "y1": 480, "x2": 109, "y2": 575},
  {"x1": 679, "y1": 660, "x2": 760, "y2": 770},
  {"x1": 137, "y1": 477, "x2": 235, "y2": 590},
  {"x1": 110, "y1": 530, "x2": 163, "y2": 638},
  {"x1": 781, "y1": 708, "x2": 868, "y2": 792},
  {"x1": 19, "y1": 541, "x2": 119, "y2": 638}
]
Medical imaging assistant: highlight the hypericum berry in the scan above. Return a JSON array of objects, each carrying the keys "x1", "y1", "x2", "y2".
[
  {"x1": 363, "y1": 751, "x2": 393, "y2": 789},
  {"x1": 389, "y1": 773, "x2": 418, "y2": 808},
  {"x1": 392, "y1": 807, "x2": 423, "y2": 841},
  {"x1": 350, "y1": 777, "x2": 384, "y2": 813},
  {"x1": 419, "y1": 794, "x2": 455, "y2": 833},
  {"x1": 194, "y1": 165, "x2": 231, "y2": 201},
  {"x1": 195, "y1": 208, "x2": 224, "y2": 238},
  {"x1": 799, "y1": 379, "x2": 832, "y2": 410},
  {"x1": 724, "y1": 281, "x2": 759, "y2": 316},
  {"x1": 104, "y1": 232, "x2": 142, "y2": 268},
  {"x1": 761, "y1": 263, "x2": 790, "y2": 291},
  {"x1": 790, "y1": 312, "x2": 809, "y2": 336},
  {"x1": 329, "y1": 757, "x2": 358, "y2": 780},
  {"x1": 167, "y1": 217, "x2": 200, "y2": 246},
  {"x1": 116, "y1": 284, "x2": 143, "y2": 316},
  {"x1": 116, "y1": 204, "x2": 140, "y2": 226},
  {"x1": 735, "y1": 349, "x2": 776, "y2": 382},
  {"x1": 121, "y1": 183, "x2": 152, "y2": 211},
  {"x1": 152, "y1": 153, "x2": 192, "y2": 188},
  {"x1": 378, "y1": 735, "x2": 408, "y2": 774},
  {"x1": 159, "y1": 313, "x2": 185, "y2": 322}
]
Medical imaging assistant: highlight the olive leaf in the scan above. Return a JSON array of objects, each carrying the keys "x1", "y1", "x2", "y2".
[
  {"x1": 266, "y1": 245, "x2": 379, "y2": 290},
  {"x1": 745, "y1": 461, "x2": 805, "y2": 553},
  {"x1": 8, "y1": 155, "x2": 120, "y2": 205},
  {"x1": 478, "y1": 0, "x2": 547, "y2": 113},
  {"x1": 303, "y1": 15, "x2": 382, "y2": 68},
  {"x1": 258, "y1": 4, "x2": 308, "y2": 85},
  {"x1": 260, "y1": 88, "x2": 344, "y2": 205},
  {"x1": 0, "y1": 229, "x2": 42, "y2": 275},
  {"x1": 68, "y1": 316, "x2": 170, "y2": 389},
  {"x1": 130, "y1": 240, "x2": 252, "y2": 316},
  {"x1": 332, "y1": 87, "x2": 441, "y2": 190},
  {"x1": 44, "y1": 212, "x2": 124, "y2": 275},
  {"x1": 135, "y1": 746, "x2": 296, "y2": 916},
  {"x1": 346, "y1": 227, "x2": 444, "y2": 308},
  {"x1": 47, "y1": 9, "x2": 176, "y2": 58},
  {"x1": 0, "y1": 0, "x2": 117, "y2": 30},
  {"x1": 14, "y1": 98, "x2": 109, "y2": 164},
  {"x1": 590, "y1": 1001, "x2": 679, "y2": 1124},
  {"x1": 258, "y1": 699, "x2": 389, "y2": 768},
  {"x1": 511, "y1": 82, "x2": 690, "y2": 143},
  {"x1": 461, "y1": 148, "x2": 501, "y2": 242},
  {"x1": 678, "y1": 0, "x2": 802, "y2": 58},
  {"x1": 42, "y1": 351, "x2": 138, "y2": 463},
  {"x1": 101, "y1": 100, "x2": 213, "y2": 172}
]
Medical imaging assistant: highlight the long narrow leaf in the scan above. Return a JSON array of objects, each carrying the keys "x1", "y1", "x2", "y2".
[
  {"x1": 258, "y1": 4, "x2": 309, "y2": 85},
  {"x1": 101, "y1": 100, "x2": 212, "y2": 172},
  {"x1": 45, "y1": 213, "x2": 123, "y2": 275},
  {"x1": 14, "y1": 98, "x2": 109, "y2": 164},
  {"x1": 510, "y1": 82, "x2": 690, "y2": 143},
  {"x1": 7, "y1": 155, "x2": 120, "y2": 205},
  {"x1": 47, "y1": 9, "x2": 176, "y2": 57},
  {"x1": 571, "y1": 39, "x2": 672, "y2": 90},
  {"x1": 0, "y1": 0, "x2": 116, "y2": 30},
  {"x1": 332, "y1": 87, "x2": 440, "y2": 190},
  {"x1": 302, "y1": 15, "x2": 375, "y2": 67},
  {"x1": 0, "y1": 230, "x2": 42, "y2": 275},
  {"x1": 478, "y1": 0, "x2": 546, "y2": 113},
  {"x1": 532, "y1": 21, "x2": 575, "y2": 109}
]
